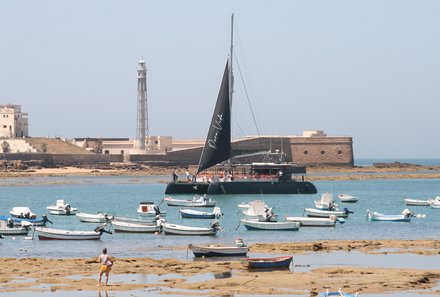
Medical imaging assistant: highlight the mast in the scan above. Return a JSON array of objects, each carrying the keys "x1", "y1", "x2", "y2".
[{"x1": 229, "y1": 14, "x2": 234, "y2": 110}]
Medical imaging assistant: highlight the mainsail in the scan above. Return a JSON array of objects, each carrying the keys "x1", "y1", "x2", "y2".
[{"x1": 197, "y1": 61, "x2": 231, "y2": 174}]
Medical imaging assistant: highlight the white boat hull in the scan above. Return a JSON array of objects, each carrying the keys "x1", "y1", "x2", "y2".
[
  {"x1": 338, "y1": 194, "x2": 359, "y2": 203},
  {"x1": 164, "y1": 196, "x2": 216, "y2": 207},
  {"x1": 189, "y1": 244, "x2": 249, "y2": 257},
  {"x1": 76, "y1": 212, "x2": 112, "y2": 223},
  {"x1": 305, "y1": 208, "x2": 350, "y2": 218},
  {"x1": 35, "y1": 227, "x2": 101, "y2": 240},
  {"x1": 403, "y1": 198, "x2": 431, "y2": 206},
  {"x1": 241, "y1": 219, "x2": 299, "y2": 231},
  {"x1": 285, "y1": 216, "x2": 336, "y2": 227},
  {"x1": 47, "y1": 207, "x2": 78, "y2": 215},
  {"x1": 112, "y1": 221, "x2": 160, "y2": 233},
  {"x1": 162, "y1": 222, "x2": 217, "y2": 236}
]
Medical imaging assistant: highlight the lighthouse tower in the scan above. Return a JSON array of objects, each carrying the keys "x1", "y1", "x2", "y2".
[{"x1": 134, "y1": 58, "x2": 149, "y2": 151}]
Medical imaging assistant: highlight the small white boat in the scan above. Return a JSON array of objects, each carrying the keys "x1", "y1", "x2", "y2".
[
  {"x1": 242, "y1": 200, "x2": 278, "y2": 222},
  {"x1": 9, "y1": 207, "x2": 37, "y2": 219},
  {"x1": 137, "y1": 201, "x2": 166, "y2": 217},
  {"x1": 180, "y1": 207, "x2": 223, "y2": 219},
  {"x1": 404, "y1": 198, "x2": 431, "y2": 206},
  {"x1": 112, "y1": 216, "x2": 157, "y2": 225},
  {"x1": 429, "y1": 196, "x2": 440, "y2": 208},
  {"x1": 314, "y1": 192, "x2": 338, "y2": 210},
  {"x1": 46, "y1": 200, "x2": 78, "y2": 215},
  {"x1": 112, "y1": 220, "x2": 161, "y2": 233},
  {"x1": 188, "y1": 239, "x2": 248, "y2": 257},
  {"x1": 162, "y1": 221, "x2": 220, "y2": 236},
  {"x1": 164, "y1": 195, "x2": 216, "y2": 207},
  {"x1": 35, "y1": 226, "x2": 111, "y2": 240},
  {"x1": 304, "y1": 208, "x2": 352, "y2": 218},
  {"x1": 0, "y1": 219, "x2": 31, "y2": 236},
  {"x1": 338, "y1": 193, "x2": 359, "y2": 203},
  {"x1": 285, "y1": 216, "x2": 340, "y2": 227},
  {"x1": 76, "y1": 212, "x2": 113, "y2": 223},
  {"x1": 240, "y1": 219, "x2": 299, "y2": 231},
  {"x1": 366, "y1": 209, "x2": 412, "y2": 222}
]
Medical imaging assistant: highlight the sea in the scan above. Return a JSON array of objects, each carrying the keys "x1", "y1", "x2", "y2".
[
  {"x1": 0, "y1": 158, "x2": 440, "y2": 259},
  {"x1": 1, "y1": 159, "x2": 440, "y2": 297}
]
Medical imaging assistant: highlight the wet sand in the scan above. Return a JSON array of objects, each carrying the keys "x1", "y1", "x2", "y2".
[{"x1": 2, "y1": 239, "x2": 440, "y2": 295}]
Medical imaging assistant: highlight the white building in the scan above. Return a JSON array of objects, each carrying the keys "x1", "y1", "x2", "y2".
[{"x1": 0, "y1": 104, "x2": 29, "y2": 138}]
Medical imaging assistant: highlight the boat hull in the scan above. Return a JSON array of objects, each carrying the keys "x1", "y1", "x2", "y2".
[
  {"x1": 189, "y1": 245, "x2": 248, "y2": 257},
  {"x1": 246, "y1": 256, "x2": 293, "y2": 269},
  {"x1": 304, "y1": 208, "x2": 349, "y2": 218},
  {"x1": 241, "y1": 220, "x2": 299, "y2": 231},
  {"x1": 0, "y1": 227, "x2": 30, "y2": 235},
  {"x1": 112, "y1": 221, "x2": 160, "y2": 233},
  {"x1": 162, "y1": 223, "x2": 217, "y2": 236},
  {"x1": 285, "y1": 217, "x2": 336, "y2": 227},
  {"x1": 35, "y1": 227, "x2": 101, "y2": 240},
  {"x1": 207, "y1": 181, "x2": 317, "y2": 194},
  {"x1": 180, "y1": 210, "x2": 216, "y2": 219},
  {"x1": 0, "y1": 216, "x2": 48, "y2": 226},
  {"x1": 165, "y1": 181, "x2": 316, "y2": 195},
  {"x1": 165, "y1": 182, "x2": 210, "y2": 194},
  {"x1": 404, "y1": 199, "x2": 431, "y2": 206}
]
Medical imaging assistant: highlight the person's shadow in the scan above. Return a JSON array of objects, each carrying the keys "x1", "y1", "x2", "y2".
[{"x1": 98, "y1": 289, "x2": 108, "y2": 297}]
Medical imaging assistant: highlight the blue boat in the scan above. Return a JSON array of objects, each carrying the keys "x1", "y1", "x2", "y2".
[
  {"x1": 0, "y1": 215, "x2": 51, "y2": 226},
  {"x1": 246, "y1": 255, "x2": 293, "y2": 269}
]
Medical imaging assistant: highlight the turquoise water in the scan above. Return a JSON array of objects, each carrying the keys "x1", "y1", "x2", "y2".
[{"x1": 1, "y1": 175, "x2": 440, "y2": 259}]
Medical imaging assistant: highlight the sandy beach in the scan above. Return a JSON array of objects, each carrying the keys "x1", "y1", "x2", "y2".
[{"x1": 2, "y1": 239, "x2": 440, "y2": 295}]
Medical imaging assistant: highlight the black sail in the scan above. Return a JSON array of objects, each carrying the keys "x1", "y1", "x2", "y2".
[{"x1": 197, "y1": 62, "x2": 231, "y2": 174}]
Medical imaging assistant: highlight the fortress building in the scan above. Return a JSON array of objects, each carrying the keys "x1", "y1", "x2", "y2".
[{"x1": 0, "y1": 104, "x2": 29, "y2": 138}]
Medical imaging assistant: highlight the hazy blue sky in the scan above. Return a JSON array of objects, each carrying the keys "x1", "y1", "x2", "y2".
[{"x1": 1, "y1": 1, "x2": 439, "y2": 158}]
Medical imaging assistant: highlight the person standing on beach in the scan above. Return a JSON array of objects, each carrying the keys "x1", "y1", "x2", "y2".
[{"x1": 97, "y1": 248, "x2": 113, "y2": 286}]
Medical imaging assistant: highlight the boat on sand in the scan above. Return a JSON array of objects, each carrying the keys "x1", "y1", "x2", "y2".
[
  {"x1": 245, "y1": 255, "x2": 293, "y2": 269},
  {"x1": 188, "y1": 239, "x2": 248, "y2": 257}
]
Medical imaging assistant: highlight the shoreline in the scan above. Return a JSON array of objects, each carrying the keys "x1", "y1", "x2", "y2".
[
  {"x1": 2, "y1": 239, "x2": 440, "y2": 295},
  {"x1": 0, "y1": 164, "x2": 440, "y2": 181}
]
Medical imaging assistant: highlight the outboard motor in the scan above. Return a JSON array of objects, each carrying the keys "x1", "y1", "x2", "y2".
[
  {"x1": 344, "y1": 208, "x2": 354, "y2": 215},
  {"x1": 64, "y1": 204, "x2": 71, "y2": 215},
  {"x1": 94, "y1": 225, "x2": 112, "y2": 235},
  {"x1": 153, "y1": 206, "x2": 161, "y2": 215},
  {"x1": 42, "y1": 214, "x2": 53, "y2": 225},
  {"x1": 7, "y1": 218, "x2": 14, "y2": 228},
  {"x1": 210, "y1": 221, "x2": 220, "y2": 231},
  {"x1": 402, "y1": 208, "x2": 412, "y2": 218}
]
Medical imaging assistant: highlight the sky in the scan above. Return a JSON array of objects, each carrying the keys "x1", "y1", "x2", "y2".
[{"x1": 0, "y1": 1, "x2": 439, "y2": 159}]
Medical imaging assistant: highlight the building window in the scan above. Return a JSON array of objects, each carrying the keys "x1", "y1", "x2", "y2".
[
  {"x1": 303, "y1": 150, "x2": 308, "y2": 155},
  {"x1": 338, "y1": 150, "x2": 342, "y2": 155},
  {"x1": 104, "y1": 150, "x2": 109, "y2": 154},
  {"x1": 2, "y1": 125, "x2": 6, "y2": 128},
  {"x1": 120, "y1": 150, "x2": 124, "y2": 155},
  {"x1": 321, "y1": 150, "x2": 325, "y2": 154},
  {"x1": 155, "y1": 140, "x2": 158, "y2": 144}
]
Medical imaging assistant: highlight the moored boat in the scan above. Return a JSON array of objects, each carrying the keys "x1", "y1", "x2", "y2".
[
  {"x1": 164, "y1": 15, "x2": 317, "y2": 196},
  {"x1": 164, "y1": 195, "x2": 216, "y2": 207},
  {"x1": 285, "y1": 216, "x2": 340, "y2": 227},
  {"x1": 242, "y1": 200, "x2": 277, "y2": 222},
  {"x1": 180, "y1": 207, "x2": 223, "y2": 219},
  {"x1": 314, "y1": 192, "x2": 338, "y2": 210},
  {"x1": 403, "y1": 198, "x2": 431, "y2": 206},
  {"x1": 0, "y1": 215, "x2": 51, "y2": 226},
  {"x1": 429, "y1": 196, "x2": 440, "y2": 208},
  {"x1": 76, "y1": 212, "x2": 113, "y2": 223},
  {"x1": 245, "y1": 255, "x2": 293, "y2": 269},
  {"x1": 0, "y1": 219, "x2": 31, "y2": 235},
  {"x1": 188, "y1": 240, "x2": 248, "y2": 257},
  {"x1": 47, "y1": 200, "x2": 78, "y2": 215},
  {"x1": 240, "y1": 219, "x2": 299, "y2": 231},
  {"x1": 304, "y1": 208, "x2": 352, "y2": 218},
  {"x1": 112, "y1": 220, "x2": 161, "y2": 233},
  {"x1": 9, "y1": 207, "x2": 37, "y2": 219},
  {"x1": 35, "y1": 225, "x2": 112, "y2": 240},
  {"x1": 137, "y1": 201, "x2": 166, "y2": 217},
  {"x1": 366, "y1": 209, "x2": 412, "y2": 222},
  {"x1": 338, "y1": 193, "x2": 359, "y2": 203},
  {"x1": 161, "y1": 221, "x2": 221, "y2": 236}
]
